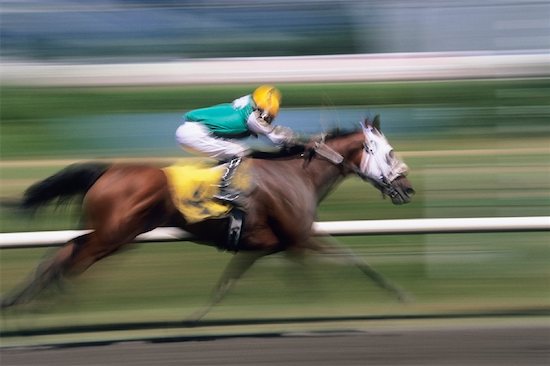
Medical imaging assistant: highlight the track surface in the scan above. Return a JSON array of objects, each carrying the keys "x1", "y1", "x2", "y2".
[{"x1": 2, "y1": 325, "x2": 549, "y2": 366}]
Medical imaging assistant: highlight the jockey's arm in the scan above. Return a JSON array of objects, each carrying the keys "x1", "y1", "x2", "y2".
[
  {"x1": 246, "y1": 111, "x2": 296, "y2": 146},
  {"x1": 265, "y1": 126, "x2": 296, "y2": 146}
]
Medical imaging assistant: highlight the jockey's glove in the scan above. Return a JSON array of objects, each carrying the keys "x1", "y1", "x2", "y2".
[{"x1": 270, "y1": 125, "x2": 294, "y2": 142}]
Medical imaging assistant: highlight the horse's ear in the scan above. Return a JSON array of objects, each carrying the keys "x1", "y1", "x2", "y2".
[
  {"x1": 364, "y1": 114, "x2": 381, "y2": 130},
  {"x1": 373, "y1": 114, "x2": 381, "y2": 131}
]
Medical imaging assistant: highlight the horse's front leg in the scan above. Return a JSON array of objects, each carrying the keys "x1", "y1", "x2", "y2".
[
  {"x1": 306, "y1": 236, "x2": 413, "y2": 303},
  {"x1": 186, "y1": 249, "x2": 276, "y2": 322}
]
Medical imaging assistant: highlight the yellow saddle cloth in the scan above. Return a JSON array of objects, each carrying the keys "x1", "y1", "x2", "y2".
[{"x1": 163, "y1": 159, "x2": 252, "y2": 224}]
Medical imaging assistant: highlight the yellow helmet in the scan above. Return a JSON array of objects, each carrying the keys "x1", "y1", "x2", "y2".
[{"x1": 252, "y1": 85, "x2": 282, "y2": 121}]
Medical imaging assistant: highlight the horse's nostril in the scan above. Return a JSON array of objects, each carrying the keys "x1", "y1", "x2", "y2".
[{"x1": 405, "y1": 188, "x2": 416, "y2": 196}]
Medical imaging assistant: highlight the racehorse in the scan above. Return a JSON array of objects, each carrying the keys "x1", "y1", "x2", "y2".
[{"x1": 1, "y1": 116, "x2": 414, "y2": 319}]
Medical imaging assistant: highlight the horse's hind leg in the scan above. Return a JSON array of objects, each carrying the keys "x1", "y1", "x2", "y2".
[
  {"x1": 1, "y1": 189, "x2": 159, "y2": 310},
  {"x1": 1, "y1": 235, "x2": 89, "y2": 309},
  {"x1": 1, "y1": 227, "x2": 141, "y2": 310},
  {"x1": 1, "y1": 167, "x2": 170, "y2": 310}
]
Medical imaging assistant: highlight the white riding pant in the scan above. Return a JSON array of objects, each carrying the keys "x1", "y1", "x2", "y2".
[{"x1": 176, "y1": 122, "x2": 248, "y2": 161}]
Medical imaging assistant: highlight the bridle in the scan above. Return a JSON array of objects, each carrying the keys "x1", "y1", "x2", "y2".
[{"x1": 305, "y1": 134, "x2": 404, "y2": 200}]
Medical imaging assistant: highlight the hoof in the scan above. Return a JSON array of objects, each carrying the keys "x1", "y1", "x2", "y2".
[{"x1": 397, "y1": 291, "x2": 415, "y2": 304}]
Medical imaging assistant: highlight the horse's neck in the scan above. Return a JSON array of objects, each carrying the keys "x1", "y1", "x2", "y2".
[
  {"x1": 305, "y1": 155, "x2": 346, "y2": 202},
  {"x1": 251, "y1": 154, "x2": 342, "y2": 204},
  {"x1": 305, "y1": 135, "x2": 363, "y2": 202},
  {"x1": 251, "y1": 136, "x2": 359, "y2": 203}
]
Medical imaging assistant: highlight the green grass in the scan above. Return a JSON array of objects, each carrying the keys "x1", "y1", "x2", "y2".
[
  {"x1": 3, "y1": 79, "x2": 550, "y2": 120},
  {"x1": 1, "y1": 80, "x2": 549, "y2": 332}
]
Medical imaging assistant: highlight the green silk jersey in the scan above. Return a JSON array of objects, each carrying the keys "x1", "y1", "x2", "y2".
[{"x1": 184, "y1": 96, "x2": 255, "y2": 137}]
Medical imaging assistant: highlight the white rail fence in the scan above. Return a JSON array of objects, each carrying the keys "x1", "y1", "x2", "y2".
[
  {"x1": 2, "y1": 52, "x2": 549, "y2": 86},
  {"x1": 1, "y1": 216, "x2": 548, "y2": 249}
]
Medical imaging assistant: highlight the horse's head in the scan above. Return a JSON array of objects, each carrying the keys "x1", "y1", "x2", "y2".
[
  {"x1": 355, "y1": 115, "x2": 414, "y2": 205},
  {"x1": 310, "y1": 115, "x2": 414, "y2": 205}
]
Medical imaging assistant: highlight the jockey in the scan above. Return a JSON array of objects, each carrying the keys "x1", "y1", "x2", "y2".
[{"x1": 176, "y1": 85, "x2": 296, "y2": 203}]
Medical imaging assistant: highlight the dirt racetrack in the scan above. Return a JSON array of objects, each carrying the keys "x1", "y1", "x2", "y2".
[{"x1": 2, "y1": 324, "x2": 549, "y2": 366}]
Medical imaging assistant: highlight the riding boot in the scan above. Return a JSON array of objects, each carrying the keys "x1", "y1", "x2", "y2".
[{"x1": 214, "y1": 157, "x2": 244, "y2": 206}]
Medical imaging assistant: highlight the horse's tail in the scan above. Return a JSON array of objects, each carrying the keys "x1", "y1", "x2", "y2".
[{"x1": 22, "y1": 162, "x2": 111, "y2": 211}]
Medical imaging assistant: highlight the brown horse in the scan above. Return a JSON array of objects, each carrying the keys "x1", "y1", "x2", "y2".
[{"x1": 1, "y1": 116, "x2": 414, "y2": 319}]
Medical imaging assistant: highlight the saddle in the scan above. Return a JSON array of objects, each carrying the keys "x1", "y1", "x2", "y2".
[{"x1": 162, "y1": 159, "x2": 253, "y2": 251}]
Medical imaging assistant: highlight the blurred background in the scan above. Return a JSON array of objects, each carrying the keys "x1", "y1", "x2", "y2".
[
  {"x1": 1, "y1": 0, "x2": 549, "y2": 341},
  {"x1": 1, "y1": 0, "x2": 549, "y2": 58}
]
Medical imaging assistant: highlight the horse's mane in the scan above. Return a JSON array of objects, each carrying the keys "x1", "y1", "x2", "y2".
[
  {"x1": 249, "y1": 126, "x2": 361, "y2": 160},
  {"x1": 323, "y1": 126, "x2": 361, "y2": 140},
  {"x1": 249, "y1": 145, "x2": 306, "y2": 160}
]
